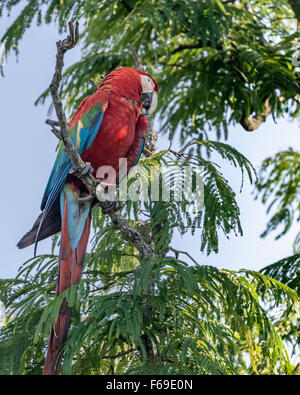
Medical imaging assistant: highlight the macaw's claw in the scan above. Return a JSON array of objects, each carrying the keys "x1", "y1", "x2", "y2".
[
  {"x1": 77, "y1": 193, "x2": 95, "y2": 203},
  {"x1": 69, "y1": 162, "x2": 94, "y2": 178},
  {"x1": 101, "y1": 200, "x2": 121, "y2": 214}
]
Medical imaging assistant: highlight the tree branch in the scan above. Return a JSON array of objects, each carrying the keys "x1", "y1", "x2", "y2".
[
  {"x1": 172, "y1": 39, "x2": 223, "y2": 55},
  {"x1": 101, "y1": 349, "x2": 136, "y2": 359},
  {"x1": 49, "y1": 21, "x2": 98, "y2": 195},
  {"x1": 129, "y1": 45, "x2": 144, "y2": 71},
  {"x1": 48, "y1": 22, "x2": 154, "y2": 260},
  {"x1": 89, "y1": 79, "x2": 98, "y2": 90},
  {"x1": 240, "y1": 97, "x2": 271, "y2": 132},
  {"x1": 244, "y1": 2, "x2": 269, "y2": 46},
  {"x1": 169, "y1": 246, "x2": 200, "y2": 266}
]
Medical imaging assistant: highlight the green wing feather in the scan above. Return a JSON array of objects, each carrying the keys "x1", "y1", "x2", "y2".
[{"x1": 41, "y1": 102, "x2": 106, "y2": 212}]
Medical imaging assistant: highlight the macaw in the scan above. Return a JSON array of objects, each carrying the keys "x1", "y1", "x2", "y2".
[{"x1": 17, "y1": 67, "x2": 158, "y2": 375}]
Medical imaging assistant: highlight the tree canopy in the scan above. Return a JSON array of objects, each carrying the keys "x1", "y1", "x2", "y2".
[{"x1": 0, "y1": 0, "x2": 299, "y2": 375}]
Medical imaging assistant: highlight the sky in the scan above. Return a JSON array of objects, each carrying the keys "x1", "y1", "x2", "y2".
[{"x1": 0, "y1": 11, "x2": 299, "y2": 280}]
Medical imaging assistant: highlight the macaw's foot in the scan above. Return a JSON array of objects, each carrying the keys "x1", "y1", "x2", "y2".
[
  {"x1": 101, "y1": 200, "x2": 121, "y2": 214},
  {"x1": 70, "y1": 162, "x2": 94, "y2": 178},
  {"x1": 77, "y1": 193, "x2": 95, "y2": 204},
  {"x1": 95, "y1": 182, "x2": 120, "y2": 213}
]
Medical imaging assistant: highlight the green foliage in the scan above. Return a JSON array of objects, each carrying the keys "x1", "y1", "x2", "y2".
[
  {"x1": 259, "y1": 254, "x2": 300, "y2": 358},
  {"x1": 260, "y1": 253, "x2": 300, "y2": 300},
  {"x1": 254, "y1": 139, "x2": 300, "y2": 364},
  {"x1": 1, "y1": 0, "x2": 300, "y2": 137},
  {"x1": 0, "y1": 0, "x2": 299, "y2": 375},
  {"x1": 120, "y1": 142, "x2": 255, "y2": 255},
  {"x1": 256, "y1": 149, "x2": 300, "y2": 246},
  {"x1": 0, "y1": 242, "x2": 298, "y2": 375},
  {"x1": 255, "y1": 148, "x2": 300, "y2": 358}
]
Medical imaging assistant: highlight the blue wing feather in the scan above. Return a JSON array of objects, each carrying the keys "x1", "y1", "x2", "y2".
[
  {"x1": 34, "y1": 102, "x2": 106, "y2": 256},
  {"x1": 133, "y1": 138, "x2": 145, "y2": 166},
  {"x1": 41, "y1": 107, "x2": 105, "y2": 211}
]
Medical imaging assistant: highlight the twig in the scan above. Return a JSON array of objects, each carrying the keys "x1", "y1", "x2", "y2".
[
  {"x1": 129, "y1": 45, "x2": 144, "y2": 71},
  {"x1": 90, "y1": 280, "x2": 121, "y2": 293},
  {"x1": 101, "y1": 349, "x2": 136, "y2": 359},
  {"x1": 168, "y1": 148, "x2": 185, "y2": 157},
  {"x1": 172, "y1": 39, "x2": 223, "y2": 54},
  {"x1": 143, "y1": 147, "x2": 154, "y2": 156},
  {"x1": 89, "y1": 79, "x2": 98, "y2": 90},
  {"x1": 169, "y1": 246, "x2": 200, "y2": 266},
  {"x1": 90, "y1": 270, "x2": 135, "y2": 293},
  {"x1": 45, "y1": 119, "x2": 63, "y2": 139},
  {"x1": 244, "y1": 2, "x2": 269, "y2": 47}
]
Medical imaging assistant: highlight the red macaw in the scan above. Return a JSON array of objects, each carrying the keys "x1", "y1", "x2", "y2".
[{"x1": 17, "y1": 67, "x2": 158, "y2": 375}]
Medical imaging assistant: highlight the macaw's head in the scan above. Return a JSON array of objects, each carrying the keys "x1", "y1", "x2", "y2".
[{"x1": 99, "y1": 67, "x2": 158, "y2": 115}]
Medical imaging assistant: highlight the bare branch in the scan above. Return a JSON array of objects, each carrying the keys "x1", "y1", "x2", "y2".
[
  {"x1": 109, "y1": 210, "x2": 154, "y2": 259},
  {"x1": 129, "y1": 45, "x2": 144, "y2": 71},
  {"x1": 143, "y1": 147, "x2": 155, "y2": 156},
  {"x1": 240, "y1": 98, "x2": 271, "y2": 132},
  {"x1": 45, "y1": 119, "x2": 62, "y2": 139},
  {"x1": 244, "y1": 2, "x2": 269, "y2": 46},
  {"x1": 89, "y1": 79, "x2": 98, "y2": 90},
  {"x1": 169, "y1": 246, "x2": 200, "y2": 266}
]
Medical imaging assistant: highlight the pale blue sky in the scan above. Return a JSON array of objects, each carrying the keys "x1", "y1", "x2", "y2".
[{"x1": 0, "y1": 12, "x2": 299, "y2": 279}]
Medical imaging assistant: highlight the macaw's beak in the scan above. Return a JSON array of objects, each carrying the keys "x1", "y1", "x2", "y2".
[{"x1": 142, "y1": 91, "x2": 158, "y2": 115}]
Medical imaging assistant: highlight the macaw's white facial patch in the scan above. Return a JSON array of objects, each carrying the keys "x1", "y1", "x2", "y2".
[
  {"x1": 141, "y1": 74, "x2": 156, "y2": 93},
  {"x1": 147, "y1": 91, "x2": 158, "y2": 115}
]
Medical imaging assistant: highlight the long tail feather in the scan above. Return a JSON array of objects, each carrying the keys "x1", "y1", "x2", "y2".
[
  {"x1": 43, "y1": 184, "x2": 91, "y2": 375},
  {"x1": 17, "y1": 199, "x2": 61, "y2": 250}
]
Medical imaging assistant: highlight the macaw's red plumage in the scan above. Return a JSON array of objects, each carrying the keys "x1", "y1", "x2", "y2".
[{"x1": 17, "y1": 67, "x2": 158, "y2": 375}]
